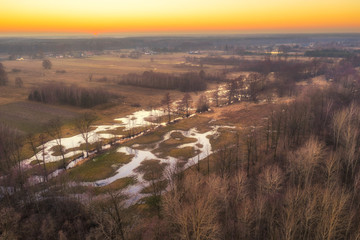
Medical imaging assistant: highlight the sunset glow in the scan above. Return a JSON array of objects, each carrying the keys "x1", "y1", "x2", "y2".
[{"x1": 1, "y1": 0, "x2": 360, "y2": 34}]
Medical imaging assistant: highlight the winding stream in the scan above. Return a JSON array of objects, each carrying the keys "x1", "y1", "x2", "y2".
[
  {"x1": 23, "y1": 94, "x2": 235, "y2": 203},
  {"x1": 23, "y1": 109, "x2": 166, "y2": 165},
  {"x1": 87, "y1": 126, "x2": 231, "y2": 203}
]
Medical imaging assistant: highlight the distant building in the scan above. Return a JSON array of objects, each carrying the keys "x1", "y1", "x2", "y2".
[{"x1": 188, "y1": 50, "x2": 200, "y2": 54}]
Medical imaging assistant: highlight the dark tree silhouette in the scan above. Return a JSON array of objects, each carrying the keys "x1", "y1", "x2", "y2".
[
  {"x1": 162, "y1": 93, "x2": 172, "y2": 123},
  {"x1": 179, "y1": 93, "x2": 192, "y2": 117},
  {"x1": 196, "y1": 94, "x2": 209, "y2": 112},
  {"x1": 0, "y1": 63, "x2": 8, "y2": 86},
  {"x1": 42, "y1": 59, "x2": 52, "y2": 70},
  {"x1": 46, "y1": 118, "x2": 67, "y2": 169},
  {"x1": 120, "y1": 71, "x2": 208, "y2": 92},
  {"x1": 15, "y1": 77, "x2": 23, "y2": 88},
  {"x1": 75, "y1": 112, "x2": 97, "y2": 157},
  {"x1": 28, "y1": 83, "x2": 113, "y2": 108},
  {"x1": 213, "y1": 86, "x2": 220, "y2": 107}
]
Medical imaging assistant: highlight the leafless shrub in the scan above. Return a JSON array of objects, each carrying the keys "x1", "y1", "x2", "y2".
[
  {"x1": 88, "y1": 192, "x2": 128, "y2": 240},
  {"x1": 15, "y1": 77, "x2": 23, "y2": 88},
  {"x1": 287, "y1": 137, "x2": 325, "y2": 187},
  {"x1": 196, "y1": 94, "x2": 209, "y2": 113},
  {"x1": 258, "y1": 164, "x2": 284, "y2": 195},
  {"x1": 332, "y1": 104, "x2": 360, "y2": 184},
  {"x1": 162, "y1": 172, "x2": 220, "y2": 240},
  {"x1": 75, "y1": 112, "x2": 97, "y2": 157}
]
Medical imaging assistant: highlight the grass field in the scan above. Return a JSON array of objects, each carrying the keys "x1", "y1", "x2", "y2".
[
  {"x1": 95, "y1": 177, "x2": 135, "y2": 194},
  {"x1": 67, "y1": 150, "x2": 133, "y2": 182},
  {"x1": 0, "y1": 52, "x2": 223, "y2": 136},
  {"x1": 0, "y1": 101, "x2": 79, "y2": 134}
]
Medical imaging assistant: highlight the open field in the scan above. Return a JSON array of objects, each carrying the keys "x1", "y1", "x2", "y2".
[
  {"x1": 0, "y1": 52, "x2": 225, "y2": 136},
  {"x1": 67, "y1": 150, "x2": 133, "y2": 182},
  {"x1": 0, "y1": 101, "x2": 79, "y2": 133},
  {"x1": 0, "y1": 48, "x2": 326, "y2": 138}
]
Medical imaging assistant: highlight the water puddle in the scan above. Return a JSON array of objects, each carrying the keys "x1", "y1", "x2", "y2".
[
  {"x1": 23, "y1": 109, "x2": 166, "y2": 166},
  {"x1": 88, "y1": 125, "x2": 231, "y2": 203}
]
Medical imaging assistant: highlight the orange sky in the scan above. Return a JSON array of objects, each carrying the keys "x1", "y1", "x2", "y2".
[{"x1": 1, "y1": 0, "x2": 360, "y2": 34}]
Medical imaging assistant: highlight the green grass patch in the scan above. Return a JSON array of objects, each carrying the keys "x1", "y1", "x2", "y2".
[
  {"x1": 172, "y1": 116, "x2": 212, "y2": 133},
  {"x1": 134, "y1": 160, "x2": 168, "y2": 181},
  {"x1": 95, "y1": 177, "x2": 135, "y2": 194},
  {"x1": 78, "y1": 142, "x2": 101, "y2": 151},
  {"x1": 27, "y1": 160, "x2": 64, "y2": 176},
  {"x1": 49, "y1": 145, "x2": 65, "y2": 156},
  {"x1": 96, "y1": 126, "x2": 125, "y2": 135},
  {"x1": 168, "y1": 146, "x2": 199, "y2": 160},
  {"x1": 124, "y1": 115, "x2": 211, "y2": 150},
  {"x1": 163, "y1": 132, "x2": 197, "y2": 145},
  {"x1": 152, "y1": 131, "x2": 198, "y2": 158},
  {"x1": 67, "y1": 150, "x2": 133, "y2": 182},
  {"x1": 124, "y1": 127, "x2": 169, "y2": 147},
  {"x1": 30, "y1": 160, "x2": 40, "y2": 166}
]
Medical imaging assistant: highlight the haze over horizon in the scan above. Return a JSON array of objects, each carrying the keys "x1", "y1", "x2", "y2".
[{"x1": 1, "y1": 0, "x2": 360, "y2": 35}]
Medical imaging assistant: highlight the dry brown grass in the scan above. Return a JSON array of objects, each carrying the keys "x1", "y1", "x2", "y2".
[
  {"x1": 0, "y1": 53, "x2": 224, "y2": 135},
  {"x1": 203, "y1": 101, "x2": 276, "y2": 127}
]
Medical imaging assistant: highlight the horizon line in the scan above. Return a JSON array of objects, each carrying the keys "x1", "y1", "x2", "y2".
[{"x1": 1, "y1": 31, "x2": 360, "y2": 39}]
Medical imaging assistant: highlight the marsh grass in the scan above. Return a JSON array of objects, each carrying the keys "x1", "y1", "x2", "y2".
[{"x1": 67, "y1": 150, "x2": 133, "y2": 182}]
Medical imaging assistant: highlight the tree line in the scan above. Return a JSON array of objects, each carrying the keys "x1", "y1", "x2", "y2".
[
  {"x1": 119, "y1": 70, "x2": 214, "y2": 92},
  {"x1": 188, "y1": 56, "x2": 330, "y2": 77},
  {"x1": 28, "y1": 83, "x2": 115, "y2": 108},
  {"x1": 305, "y1": 48, "x2": 357, "y2": 58}
]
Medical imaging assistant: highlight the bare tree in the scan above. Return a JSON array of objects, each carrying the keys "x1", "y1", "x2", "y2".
[
  {"x1": 38, "y1": 133, "x2": 48, "y2": 182},
  {"x1": 0, "y1": 63, "x2": 8, "y2": 86},
  {"x1": 287, "y1": 137, "x2": 324, "y2": 188},
  {"x1": 227, "y1": 81, "x2": 238, "y2": 105},
  {"x1": 27, "y1": 133, "x2": 48, "y2": 182},
  {"x1": 0, "y1": 123, "x2": 22, "y2": 173},
  {"x1": 46, "y1": 118, "x2": 66, "y2": 169},
  {"x1": 0, "y1": 207, "x2": 20, "y2": 239},
  {"x1": 163, "y1": 172, "x2": 220, "y2": 240},
  {"x1": 75, "y1": 112, "x2": 97, "y2": 157},
  {"x1": 0, "y1": 123, "x2": 25, "y2": 194},
  {"x1": 15, "y1": 77, "x2": 23, "y2": 88},
  {"x1": 258, "y1": 164, "x2": 283, "y2": 195},
  {"x1": 89, "y1": 191, "x2": 127, "y2": 240},
  {"x1": 196, "y1": 94, "x2": 209, "y2": 113},
  {"x1": 179, "y1": 93, "x2": 192, "y2": 117},
  {"x1": 331, "y1": 104, "x2": 360, "y2": 184},
  {"x1": 246, "y1": 73, "x2": 265, "y2": 102},
  {"x1": 161, "y1": 93, "x2": 172, "y2": 123},
  {"x1": 212, "y1": 86, "x2": 220, "y2": 107},
  {"x1": 42, "y1": 59, "x2": 52, "y2": 70},
  {"x1": 316, "y1": 187, "x2": 350, "y2": 240}
]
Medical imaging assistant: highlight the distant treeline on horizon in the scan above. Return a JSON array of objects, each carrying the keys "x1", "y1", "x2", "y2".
[{"x1": 0, "y1": 33, "x2": 359, "y2": 54}]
